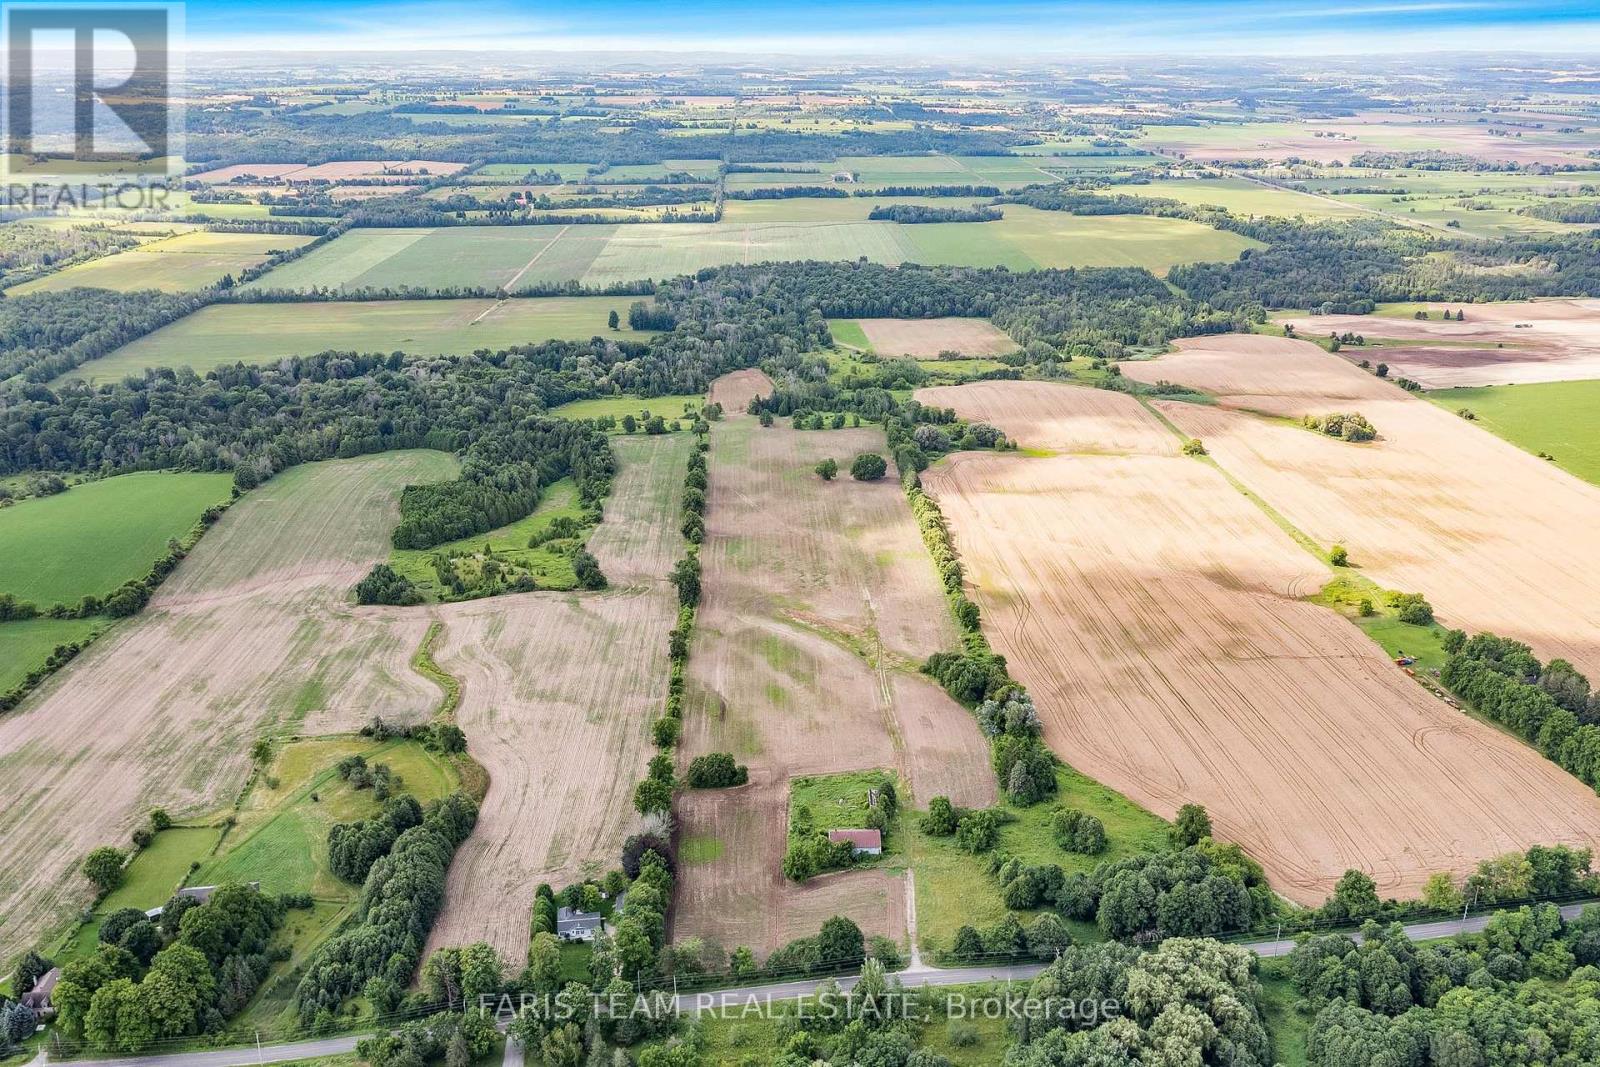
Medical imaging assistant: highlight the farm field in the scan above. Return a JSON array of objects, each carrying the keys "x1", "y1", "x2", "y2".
[
  {"x1": 244, "y1": 211, "x2": 1258, "y2": 292},
  {"x1": 70, "y1": 296, "x2": 653, "y2": 383},
  {"x1": 917, "y1": 379, "x2": 1179, "y2": 455},
  {"x1": 424, "y1": 434, "x2": 691, "y2": 961},
  {"x1": 707, "y1": 368, "x2": 774, "y2": 411},
  {"x1": 1110, "y1": 176, "x2": 1370, "y2": 219},
  {"x1": 8, "y1": 230, "x2": 315, "y2": 293},
  {"x1": 0, "y1": 450, "x2": 455, "y2": 958},
  {"x1": 1121, "y1": 334, "x2": 1600, "y2": 680},
  {"x1": 836, "y1": 317, "x2": 1017, "y2": 358},
  {"x1": 0, "y1": 616, "x2": 104, "y2": 691},
  {"x1": 1427, "y1": 380, "x2": 1600, "y2": 487},
  {"x1": 242, "y1": 225, "x2": 617, "y2": 292},
  {"x1": 1137, "y1": 117, "x2": 1599, "y2": 167},
  {"x1": 673, "y1": 415, "x2": 994, "y2": 955},
  {"x1": 548, "y1": 393, "x2": 705, "y2": 425},
  {"x1": 921, "y1": 381, "x2": 1600, "y2": 902},
  {"x1": 0, "y1": 471, "x2": 234, "y2": 605},
  {"x1": 1279, "y1": 299, "x2": 1600, "y2": 387}
]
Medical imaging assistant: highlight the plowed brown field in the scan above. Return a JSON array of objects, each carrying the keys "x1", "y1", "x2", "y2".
[
  {"x1": 708, "y1": 368, "x2": 774, "y2": 413},
  {"x1": 424, "y1": 434, "x2": 692, "y2": 961},
  {"x1": 0, "y1": 450, "x2": 457, "y2": 958},
  {"x1": 922, "y1": 380, "x2": 1600, "y2": 902},
  {"x1": 855, "y1": 318, "x2": 1017, "y2": 358},
  {"x1": 1123, "y1": 334, "x2": 1600, "y2": 678},
  {"x1": 1281, "y1": 300, "x2": 1600, "y2": 387},
  {"x1": 673, "y1": 419, "x2": 993, "y2": 955}
]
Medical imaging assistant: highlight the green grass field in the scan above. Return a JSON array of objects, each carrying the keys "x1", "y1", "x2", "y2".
[
  {"x1": 242, "y1": 225, "x2": 616, "y2": 292},
  {"x1": 387, "y1": 478, "x2": 591, "y2": 600},
  {"x1": 9, "y1": 231, "x2": 314, "y2": 294},
  {"x1": 1113, "y1": 177, "x2": 1369, "y2": 220},
  {"x1": 72, "y1": 296, "x2": 653, "y2": 384},
  {"x1": 549, "y1": 393, "x2": 705, "y2": 424},
  {"x1": 1313, "y1": 574, "x2": 1451, "y2": 672},
  {"x1": 196, "y1": 736, "x2": 458, "y2": 898},
  {"x1": 244, "y1": 210, "x2": 1258, "y2": 292},
  {"x1": 1426, "y1": 380, "x2": 1600, "y2": 487},
  {"x1": 826, "y1": 318, "x2": 873, "y2": 350},
  {"x1": 0, "y1": 472, "x2": 234, "y2": 605},
  {"x1": 685, "y1": 986, "x2": 1012, "y2": 1065},
  {"x1": 53, "y1": 826, "x2": 223, "y2": 962},
  {"x1": 790, "y1": 769, "x2": 900, "y2": 844},
  {"x1": 907, "y1": 766, "x2": 1170, "y2": 953},
  {"x1": 0, "y1": 616, "x2": 105, "y2": 691}
]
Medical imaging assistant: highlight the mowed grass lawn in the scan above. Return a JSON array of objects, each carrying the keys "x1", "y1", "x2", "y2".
[
  {"x1": 71, "y1": 296, "x2": 653, "y2": 384},
  {"x1": 907, "y1": 765, "x2": 1170, "y2": 953},
  {"x1": 9, "y1": 230, "x2": 315, "y2": 294},
  {"x1": 1427, "y1": 380, "x2": 1600, "y2": 487},
  {"x1": 245, "y1": 211, "x2": 1259, "y2": 292},
  {"x1": 0, "y1": 616, "x2": 104, "y2": 691},
  {"x1": 0, "y1": 471, "x2": 234, "y2": 605}
]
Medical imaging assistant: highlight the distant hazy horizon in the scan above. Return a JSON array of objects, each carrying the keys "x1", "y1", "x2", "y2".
[{"x1": 173, "y1": 0, "x2": 1600, "y2": 57}]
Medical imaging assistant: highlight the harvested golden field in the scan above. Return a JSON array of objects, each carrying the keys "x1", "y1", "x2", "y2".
[
  {"x1": 1124, "y1": 334, "x2": 1600, "y2": 678},
  {"x1": 708, "y1": 368, "x2": 773, "y2": 412},
  {"x1": 921, "y1": 390, "x2": 1600, "y2": 902},
  {"x1": 855, "y1": 317, "x2": 1017, "y2": 358},
  {"x1": 0, "y1": 451, "x2": 455, "y2": 958},
  {"x1": 674, "y1": 419, "x2": 993, "y2": 955},
  {"x1": 1281, "y1": 299, "x2": 1600, "y2": 387},
  {"x1": 916, "y1": 380, "x2": 1178, "y2": 456},
  {"x1": 425, "y1": 434, "x2": 691, "y2": 961}
]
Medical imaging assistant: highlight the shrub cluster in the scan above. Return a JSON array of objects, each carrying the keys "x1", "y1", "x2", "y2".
[
  {"x1": 1303, "y1": 411, "x2": 1377, "y2": 441},
  {"x1": 684, "y1": 752, "x2": 748, "y2": 788}
]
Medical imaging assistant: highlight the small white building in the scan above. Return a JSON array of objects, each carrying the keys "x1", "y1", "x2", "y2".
[{"x1": 555, "y1": 906, "x2": 604, "y2": 942}]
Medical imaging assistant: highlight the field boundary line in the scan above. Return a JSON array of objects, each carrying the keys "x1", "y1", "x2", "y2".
[{"x1": 501, "y1": 225, "x2": 571, "y2": 293}]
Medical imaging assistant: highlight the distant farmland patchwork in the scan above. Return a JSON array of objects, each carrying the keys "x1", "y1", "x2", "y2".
[{"x1": 243, "y1": 211, "x2": 1259, "y2": 292}]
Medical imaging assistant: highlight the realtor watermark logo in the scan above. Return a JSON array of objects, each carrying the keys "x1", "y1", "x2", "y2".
[{"x1": 2, "y1": 1, "x2": 183, "y2": 208}]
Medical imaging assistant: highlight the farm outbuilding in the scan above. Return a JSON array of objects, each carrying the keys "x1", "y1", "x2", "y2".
[{"x1": 828, "y1": 829, "x2": 882, "y2": 856}]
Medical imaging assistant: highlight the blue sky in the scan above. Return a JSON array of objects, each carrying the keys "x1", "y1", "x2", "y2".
[{"x1": 179, "y1": 0, "x2": 1600, "y2": 54}]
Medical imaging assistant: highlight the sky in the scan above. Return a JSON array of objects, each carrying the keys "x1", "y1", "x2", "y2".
[{"x1": 175, "y1": 0, "x2": 1600, "y2": 56}]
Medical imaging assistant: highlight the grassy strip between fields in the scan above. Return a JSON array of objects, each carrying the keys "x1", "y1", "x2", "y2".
[{"x1": 410, "y1": 622, "x2": 462, "y2": 722}]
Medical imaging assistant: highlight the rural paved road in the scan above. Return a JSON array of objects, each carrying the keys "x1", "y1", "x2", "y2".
[{"x1": 47, "y1": 902, "x2": 1595, "y2": 1067}]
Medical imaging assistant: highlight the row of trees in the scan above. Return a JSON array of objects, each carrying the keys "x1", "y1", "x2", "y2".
[
  {"x1": 908, "y1": 485, "x2": 1059, "y2": 806},
  {"x1": 867, "y1": 204, "x2": 1003, "y2": 223},
  {"x1": 1442, "y1": 631, "x2": 1600, "y2": 791},
  {"x1": 293, "y1": 793, "x2": 478, "y2": 1026}
]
